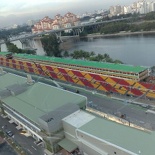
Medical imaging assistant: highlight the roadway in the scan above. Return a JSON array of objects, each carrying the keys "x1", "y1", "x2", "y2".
[
  {"x1": 3, "y1": 67, "x2": 155, "y2": 131},
  {"x1": 0, "y1": 115, "x2": 44, "y2": 155}
]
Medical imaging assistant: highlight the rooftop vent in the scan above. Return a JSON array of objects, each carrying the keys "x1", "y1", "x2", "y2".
[
  {"x1": 0, "y1": 67, "x2": 6, "y2": 75},
  {"x1": 27, "y1": 74, "x2": 34, "y2": 85}
]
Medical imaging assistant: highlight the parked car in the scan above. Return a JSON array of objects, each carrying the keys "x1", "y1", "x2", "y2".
[{"x1": 6, "y1": 130, "x2": 14, "y2": 137}]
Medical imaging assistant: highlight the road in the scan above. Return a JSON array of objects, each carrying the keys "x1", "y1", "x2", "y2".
[
  {"x1": 0, "y1": 115, "x2": 44, "y2": 155},
  {"x1": 3, "y1": 67, "x2": 155, "y2": 131}
]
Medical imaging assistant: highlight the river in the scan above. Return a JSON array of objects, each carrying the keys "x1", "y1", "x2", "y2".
[
  {"x1": 1, "y1": 34, "x2": 155, "y2": 67},
  {"x1": 69, "y1": 34, "x2": 155, "y2": 67}
]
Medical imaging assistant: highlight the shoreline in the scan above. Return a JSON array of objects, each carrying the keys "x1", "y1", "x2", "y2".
[{"x1": 82, "y1": 30, "x2": 155, "y2": 39}]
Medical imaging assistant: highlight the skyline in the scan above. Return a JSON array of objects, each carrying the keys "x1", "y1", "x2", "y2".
[{"x1": 0, "y1": 0, "x2": 155, "y2": 28}]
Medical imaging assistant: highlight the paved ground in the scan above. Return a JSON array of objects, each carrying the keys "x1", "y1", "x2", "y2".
[
  {"x1": 0, "y1": 142, "x2": 17, "y2": 155},
  {"x1": 0, "y1": 115, "x2": 44, "y2": 155}
]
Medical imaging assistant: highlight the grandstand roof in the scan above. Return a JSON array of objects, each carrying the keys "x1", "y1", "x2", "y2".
[
  {"x1": 15, "y1": 54, "x2": 147, "y2": 73},
  {"x1": 0, "y1": 52, "x2": 147, "y2": 73},
  {"x1": 63, "y1": 110, "x2": 155, "y2": 155},
  {"x1": 1, "y1": 73, "x2": 86, "y2": 125}
]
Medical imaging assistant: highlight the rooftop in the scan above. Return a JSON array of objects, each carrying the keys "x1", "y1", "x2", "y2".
[
  {"x1": 1, "y1": 73, "x2": 86, "y2": 125},
  {"x1": 63, "y1": 110, "x2": 155, "y2": 155},
  {"x1": 0, "y1": 52, "x2": 147, "y2": 73}
]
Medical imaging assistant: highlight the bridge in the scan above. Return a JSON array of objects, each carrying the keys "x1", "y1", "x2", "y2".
[{"x1": 0, "y1": 17, "x2": 131, "y2": 45}]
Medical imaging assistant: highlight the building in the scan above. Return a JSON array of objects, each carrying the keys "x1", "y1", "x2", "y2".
[
  {"x1": 32, "y1": 12, "x2": 80, "y2": 34},
  {"x1": 0, "y1": 68, "x2": 155, "y2": 155},
  {"x1": 61, "y1": 110, "x2": 155, "y2": 155},
  {"x1": 0, "y1": 70, "x2": 86, "y2": 153},
  {"x1": 27, "y1": 20, "x2": 37, "y2": 26},
  {"x1": 110, "y1": 5, "x2": 122, "y2": 16}
]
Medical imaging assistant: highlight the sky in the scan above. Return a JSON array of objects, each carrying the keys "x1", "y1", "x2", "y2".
[{"x1": 0, "y1": 0, "x2": 153, "y2": 27}]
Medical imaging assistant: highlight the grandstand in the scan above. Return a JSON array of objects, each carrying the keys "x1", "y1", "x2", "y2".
[
  {"x1": 14, "y1": 53, "x2": 149, "y2": 81},
  {"x1": 0, "y1": 52, "x2": 155, "y2": 99}
]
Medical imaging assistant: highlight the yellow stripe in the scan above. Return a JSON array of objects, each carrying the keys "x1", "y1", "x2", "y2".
[
  {"x1": 133, "y1": 83, "x2": 148, "y2": 93},
  {"x1": 126, "y1": 79, "x2": 135, "y2": 86},
  {"x1": 127, "y1": 91, "x2": 134, "y2": 96},
  {"x1": 22, "y1": 62, "x2": 29, "y2": 72},
  {"x1": 114, "y1": 84, "x2": 126, "y2": 95},
  {"x1": 77, "y1": 80, "x2": 85, "y2": 86},
  {"x1": 15, "y1": 60, "x2": 21, "y2": 70},
  {"x1": 146, "y1": 91, "x2": 155, "y2": 98},
  {"x1": 3, "y1": 59, "x2": 7, "y2": 66},
  {"x1": 67, "y1": 71, "x2": 79, "y2": 83},
  {"x1": 8, "y1": 59, "x2": 13, "y2": 68},
  {"x1": 98, "y1": 85, "x2": 107, "y2": 92},
  {"x1": 106, "y1": 78, "x2": 116, "y2": 87},
  {"x1": 83, "y1": 73, "x2": 99, "y2": 88}
]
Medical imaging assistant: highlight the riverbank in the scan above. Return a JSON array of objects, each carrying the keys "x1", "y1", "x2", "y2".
[{"x1": 84, "y1": 30, "x2": 155, "y2": 39}]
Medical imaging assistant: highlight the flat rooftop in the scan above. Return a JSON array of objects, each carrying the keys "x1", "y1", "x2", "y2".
[
  {"x1": 63, "y1": 110, "x2": 155, "y2": 155},
  {"x1": 0, "y1": 52, "x2": 147, "y2": 73},
  {"x1": 1, "y1": 73, "x2": 86, "y2": 125}
]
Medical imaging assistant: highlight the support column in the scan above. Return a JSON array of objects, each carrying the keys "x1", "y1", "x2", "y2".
[{"x1": 55, "y1": 31, "x2": 62, "y2": 42}]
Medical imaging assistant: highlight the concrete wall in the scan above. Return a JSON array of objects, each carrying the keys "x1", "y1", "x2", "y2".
[{"x1": 63, "y1": 123, "x2": 135, "y2": 155}]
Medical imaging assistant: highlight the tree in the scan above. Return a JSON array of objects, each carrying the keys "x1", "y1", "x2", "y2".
[
  {"x1": 41, "y1": 34, "x2": 62, "y2": 57},
  {"x1": 63, "y1": 51, "x2": 69, "y2": 57},
  {"x1": 6, "y1": 42, "x2": 19, "y2": 53}
]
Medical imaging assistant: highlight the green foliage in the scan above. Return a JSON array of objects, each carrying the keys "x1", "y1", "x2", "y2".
[
  {"x1": 63, "y1": 51, "x2": 69, "y2": 57},
  {"x1": 0, "y1": 25, "x2": 31, "y2": 40},
  {"x1": 144, "y1": 12, "x2": 155, "y2": 20},
  {"x1": 41, "y1": 34, "x2": 62, "y2": 57},
  {"x1": 100, "y1": 22, "x2": 129, "y2": 34},
  {"x1": 140, "y1": 22, "x2": 155, "y2": 31},
  {"x1": 6, "y1": 42, "x2": 36, "y2": 54},
  {"x1": 70, "y1": 50, "x2": 123, "y2": 64},
  {"x1": 6, "y1": 42, "x2": 20, "y2": 53}
]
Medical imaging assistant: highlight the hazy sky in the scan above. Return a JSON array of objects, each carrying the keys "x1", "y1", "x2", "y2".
[
  {"x1": 0, "y1": 0, "x2": 140, "y2": 16},
  {"x1": 0, "y1": 0, "x2": 153, "y2": 27}
]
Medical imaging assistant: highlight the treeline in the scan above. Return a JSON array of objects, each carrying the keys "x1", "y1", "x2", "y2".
[
  {"x1": 80, "y1": 12, "x2": 155, "y2": 36},
  {"x1": 63, "y1": 50, "x2": 123, "y2": 64},
  {"x1": 6, "y1": 42, "x2": 36, "y2": 55},
  {"x1": 100, "y1": 21, "x2": 155, "y2": 34},
  {"x1": 144, "y1": 11, "x2": 155, "y2": 20},
  {"x1": 0, "y1": 25, "x2": 31, "y2": 41}
]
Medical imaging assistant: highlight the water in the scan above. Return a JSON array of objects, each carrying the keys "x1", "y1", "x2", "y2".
[
  {"x1": 0, "y1": 142, "x2": 17, "y2": 155},
  {"x1": 69, "y1": 34, "x2": 155, "y2": 67},
  {"x1": 1, "y1": 34, "x2": 155, "y2": 67},
  {"x1": 1, "y1": 39, "x2": 45, "y2": 56}
]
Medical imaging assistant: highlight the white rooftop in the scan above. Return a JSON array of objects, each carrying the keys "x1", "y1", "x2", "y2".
[{"x1": 62, "y1": 110, "x2": 95, "y2": 128}]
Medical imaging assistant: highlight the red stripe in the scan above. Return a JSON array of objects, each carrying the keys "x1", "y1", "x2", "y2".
[
  {"x1": 139, "y1": 82, "x2": 152, "y2": 89},
  {"x1": 118, "y1": 79, "x2": 131, "y2": 87},
  {"x1": 12, "y1": 59, "x2": 17, "y2": 69},
  {"x1": 89, "y1": 73, "x2": 107, "y2": 82},
  {"x1": 35, "y1": 64, "x2": 44, "y2": 75},
  {"x1": 26, "y1": 62, "x2": 34, "y2": 73},
  {"x1": 45, "y1": 66, "x2": 58, "y2": 79},
  {"x1": 110, "y1": 77, "x2": 120, "y2": 83},
  {"x1": 58, "y1": 68, "x2": 74, "y2": 83},
  {"x1": 6, "y1": 59, "x2": 9, "y2": 67},
  {"x1": 18, "y1": 61, "x2": 24, "y2": 70},
  {"x1": 72, "y1": 70, "x2": 94, "y2": 88},
  {"x1": 130, "y1": 88, "x2": 143, "y2": 96}
]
